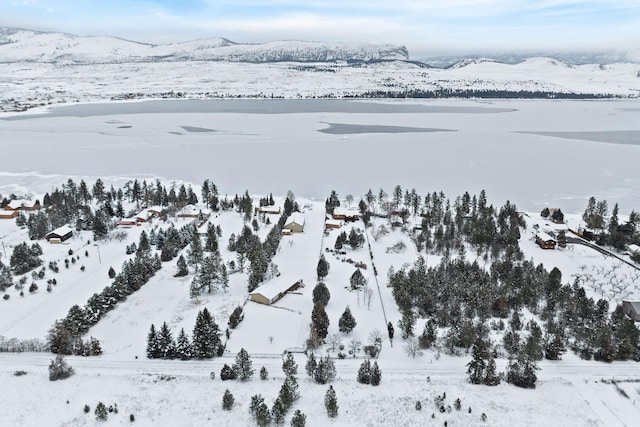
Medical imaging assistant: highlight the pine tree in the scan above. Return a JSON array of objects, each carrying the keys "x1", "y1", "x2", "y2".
[
  {"x1": 220, "y1": 364, "x2": 237, "y2": 381},
  {"x1": 282, "y1": 352, "x2": 298, "y2": 377},
  {"x1": 349, "y1": 269, "x2": 367, "y2": 290},
  {"x1": 175, "y1": 255, "x2": 188, "y2": 277},
  {"x1": 108, "y1": 266, "x2": 116, "y2": 279},
  {"x1": 137, "y1": 230, "x2": 151, "y2": 258},
  {"x1": 255, "y1": 402, "x2": 272, "y2": 427},
  {"x1": 157, "y1": 321, "x2": 176, "y2": 359},
  {"x1": 339, "y1": 306, "x2": 357, "y2": 333},
  {"x1": 290, "y1": 410, "x2": 306, "y2": 427},
  {"x1": 271, "y1": 397, "x2": 287, "y2": 425},
  {"x1": 314, "y1": 355, "x2": 336, "y2": 384},
  {"x1": 419, "y1": 319, "x2": 437, "y2": 349},
  {"x1": 187, "y1": 231, "x2": 204, "y2": 271},
  {"x1": 249, "y1": 394, "x2": 265, "y2": 419},
  {"x1": 312, "y1": 282, "x2": 331, "y2": 307},
  {"x1": 175, "y1": 328, "x2": 192, "y2": 360},
  {"x1": 305, "y1": 353, "x2": 317, "y2": 378},
  {"x1": 398, "y1": 310, "x2": 415, "y2": 339},
  {"x1": 260, "y1": 366, "x2": 269, "y2": 380},
  {"x1": 222, "y1": 389, "x2": 234, "y2": 410},
  {"x1": 484, "y1": 356, "x2": 500, "y2": 386},
  {"x1": 146, "y1": 324, "x2": 161, "y2": 359},
  {"x1": 467, "y1": 339, "x2": 489, "y2": 385},
  {"x1": 357, "y1": 359, "x2": 371, "y2": 384},
  {"x1": 316, "y1": 255, "x2": 330, "y2": 280},
  {"x1": 95, "y1": 402, "x2": 108, "y2": 421},
  {"x1": 233, "y1": 348, "x2": 254, "y2": 381},
  {"x1": 544, "y1": 333, "x2": 566, "y2": 360},
  {"x1": 370, "y1": 361, "x2": 382, "y2": 386},
  {"x1": 324, "y1": 385, "x2": 338, "y2": 418},
  {"x1": 48, "y1": 354, "x2": 74, "y2": 381},
  {"x1": 205, "y1": 222, "x2": 219, "y2": 252},
  {"x1": 192, "y1": 308, "x2": 221, "y2": 358},
  {"x1": 311, "y1": 302, "x2": 330, "y2": 340}
]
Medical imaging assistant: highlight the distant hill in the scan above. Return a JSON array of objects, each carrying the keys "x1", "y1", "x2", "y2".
[{"x1": 0, "y1": 28, "x2": 409, "y2": 64}]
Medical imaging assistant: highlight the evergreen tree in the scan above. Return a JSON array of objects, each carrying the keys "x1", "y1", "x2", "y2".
[
  {"x1": 137, "y1": 230, "x2": 151, "y2": 258},
  {"x1": 338, "y1": 306, "x2": 357, "y2": 334},
  {"x1": 507, "y1": 354, "x2": 538, "y2": 389},
  {"x1": 175, "y1": 255, "x2": 189, "y2": 277},
  {"x1": 312, "y1": 282, "x2": 331, "y2": 307},
  {"x1": 146, "y1": 324, "x2": 161, "y2": 359},
  {"x1": 95, "y1": 402, "x2": 108, "y2": 421},
  {"x1": 350, "y1": 269, "x2": 367, "y2": 290},
  {"x1": 282, "y1": 352, "x2": 298, "y2": 377},
  {"x1": 357, "y1": 359, "x2": 371, "y2": 384},
  {"x1": 290, "y1": 410, "x2": 306, "y2": 427},
  {"x1": 260, "y1": 366, "x2": 269, "y2": 380},
  {"x1": 48, "y1": 354, "x2": 74, "y2": 381},
  {"x1": 557, "y1": 230, "x2": 567, "y2": 249},
  {"x1": 204, "y1": 222, "x2": 219, "y2": 252},
  {"x1": 324, "y1": 385, "x2": 338, "y2": 418},
  {"x1": 187, "y1": 231, "x2": 204, "y2": 270},
  {"x1": 271, "y1": 398, "x2": 287, "y2": 425},
  {"x1": 316, "y1": 255, "x2": 330, "y2": 280},
  {"x1": 249, "y1": 394, "x2": 265, "y2": 419},
  {"x1": 228, "y1": 306, "x2": 244, "y2": 329},
  {"x1": 314, "y1": 355, "x2": 336, "y2": 384},
  {"x1": 467, "y1": 338, "x2": 489, "y2": 385},
  {"x1": 157, "y1": 321, "x2": 176, "y2": 359},
  {"x1": 255, "y1": 402, "x2": 272, "y2": 427},
  {"x1": 233, "y1": 347, "x2": 254, "y2": 381},
  {"x1": 93, "y1": 210, "x2": 108, "y2": 240},
  {"x1": 305, "y1": 352, "x2": 317, "y2": 378},
  {"x1": 108, "y1": 266, "x2": 116, "y2": 279},
  {"x1": 311, "y1": 303, "x2": 330, "y2": 340},
  {"x1": 419, "y1": 319, "x2": 437, "y2": 349},
  {"x1": 398, "y1": 310, "x2": 415, "y2": 339},
  {"x1": 220, "y1": 364, "x2": 237, "y2": 381},
  {"x1": 175, "y1": 328, "x2": 192, "y2": 360},
  {"x1": 222, "y1": 389, "x2": 234, "y2": 410},
  {"x1": 192, "y1": 308, "x2": 221, "y2": 358},
  {"x1": 370, "y1": 361, "x2": 382, "y2": 386},
  {"x1": 484, "y1": 356, "x2": 501, "y2": 386}
]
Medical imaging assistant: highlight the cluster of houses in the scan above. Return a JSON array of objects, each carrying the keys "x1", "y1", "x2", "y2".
[
  {"x1": 324, "y1": 208, "x2": 360, "y2": 231},
  {"x1": 534, "y1": 209, "x2": 570, "y2": 250},
  {"x1": 0, "y1": 199, "x2": 41, "y2": 219},
  {"x1": 117, "y1": 206, "x2": 163, "y2": 228}
]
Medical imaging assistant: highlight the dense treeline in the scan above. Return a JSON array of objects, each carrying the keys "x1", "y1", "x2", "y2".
[{"x1": 354, "y1": 89, "x2": 618, "y2": 100}]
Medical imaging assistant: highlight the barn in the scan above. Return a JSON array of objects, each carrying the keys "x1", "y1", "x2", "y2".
[
  {"x1": 283, "y1": 212, "x2": 305, "y2": 233},
  {"x1": 249, "y1": 275, "x2": 304, "y2": 305},
  {"x1": 333, "y1": 208, "x2": 360, "y2": 221},
  {"x1": 117, "y1": 218, "x2": 138, "y2": 228},
  {"x1": 535, "y1": 232, "x2": 556, "y2": 249},
  {"x1": 622, "y1": 301, "x2": 640, "y2": 321},
  {"x1": 325, "y1": 219, "x2": 343, "y2": 229},
  {"x1": 0, "y1": 210, "x2": 19, "y2": 219},
  {"x1": 45, "y1": 225, "x2": 74, "y2": 243}
]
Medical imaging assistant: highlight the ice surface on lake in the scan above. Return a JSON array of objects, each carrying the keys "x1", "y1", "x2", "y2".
[{"x1": 0, "y1": 98, "x2": 638, "y2": 213}]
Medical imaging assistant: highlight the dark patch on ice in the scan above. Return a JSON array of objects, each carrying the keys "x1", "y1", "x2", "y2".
[
  {"x1": 105, "y1": 120, "x2": 123, "y2": 124},
  {"x1": 168, "y1": 132, "x2": 182, "y2": 135},
  {"x1": 516, "y1": 130, "x2": 640, "y2": 146},
  {"x1": 319, "y1": 123, "x2": 456, "y2": 135},
  {"x1": 117, "y1": 125, "x2": 132, "y2": 129},
  {"x1": 180, "y1": 126, "x2": 216, "y2": 133},
  {"x1": 2, "y1": 99, "x2": 517, "y2": 119}
]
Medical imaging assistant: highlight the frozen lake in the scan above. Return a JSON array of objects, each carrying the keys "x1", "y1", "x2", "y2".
[{"x1": 0, "y1": 98, "x2": 639, "y2": 214}]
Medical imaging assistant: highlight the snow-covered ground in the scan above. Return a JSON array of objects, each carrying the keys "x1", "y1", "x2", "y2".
[{"x1": 0, "y1": 98, "x2": 639, "y2": 426}]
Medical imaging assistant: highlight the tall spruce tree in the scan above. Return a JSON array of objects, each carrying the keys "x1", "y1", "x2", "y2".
[
  {"x1": 146, "y1": 324, "x2": 161, "y2": 359},
  {"x1": 357, "y1": 359, "x2": 371, "y2": 384},
  {"x1": 316, "y1": 255, "x2": 330, "y2": 280},
  {"x1": 233, "y1": 347, "x2": 254, "y2": 381},
  {"x1": 192, "y1": 308, "x2": 221, "y2": 358},
  {"x1": 338, "y1": 306, "x2": 356, "y2": 334},
  {"x1": 324, "y1": 385, "x2": 339, "y2": 418},
  {"x1": 370, "y1": 361, "x2": 382, "y2": 386},
  {"x1": 175, "y1": 328, "x2": 192, "y2": 360},
  {"x1": 311, "y1": 303, "x2": 330, "y2": 340}
]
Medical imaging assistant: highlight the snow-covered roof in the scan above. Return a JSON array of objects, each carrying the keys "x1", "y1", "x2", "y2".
[
  {"x1": 250, "y1": 274, "x2": 303, "y2": 302},
  {"x1": 259, "y1": 206, "x2": 281, "y2": 214},
  {"x1": 285, "y1": 212, "x2": 305, "y2": 227},
  {"x1": 536, "y1": 232, "x2": 555, "y2": 242},
  {"x1": 333, "y1": 208, "x2": 359, "y2": 217},
  {"x1": 7, "y1": 199, "x2": 38, "y2": 209},
  {"x1": 623, "y1": 301, "x2": 640, "y2": 312},
  {"x1": 325, "y1": 219, "x2": 343, "y2": 227},
  {"x1": 179, "y1": 204, "x2": 210, "y2": 216},
  {"x1": 627, "y1": 244, "x2": 640, "y2": 254},
  {"x1": 46, "y1": 224, "x2": 73, "y2": 238},
  {"x1": 135, "y1": 209, "x2": 152, "y2": 220},
  {"x1": 544, "y1": 222, "x2": 568, "y2": 232}
]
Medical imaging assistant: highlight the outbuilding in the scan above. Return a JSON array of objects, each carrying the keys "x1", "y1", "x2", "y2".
[
  {"x1": 622, "y1": 301, "x2": 640, "y2": 321},
  {"x1": 325, "y1": 219, "x2": 343, "y2": 229},
  {"x1": 0, "y1": 210, "x2": 19, "y2": 219},
  {"x1": 535, "y1": 232, "x2": 556, "y2": 249},
  {"x1": 45, "y1": 225, "x2": 74, "y2": 243},
  {"x1": 283, "y1": 212, "x2": 305, "y2": 233},
  {"x1": 249, "y1": 275, "x2": 304, "y2": 305},
  {"x1": 333, "y1": 208, "x2": 360, "y2": 221}
]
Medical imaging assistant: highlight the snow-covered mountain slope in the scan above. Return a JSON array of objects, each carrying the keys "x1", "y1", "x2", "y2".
[{"x1": 0, "y1": 28, "x2": 409, "y2": 64}]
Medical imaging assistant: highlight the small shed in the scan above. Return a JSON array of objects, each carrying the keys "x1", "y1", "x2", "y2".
[
  {"x1": 333, "y1": 208, "x2": 360, "y2": 221},
  {"x1": 257, "y1": 206, "x2": 281, "y2": 215},
  {"x1": 627, "y1": 244, "x2": 640, "y2": 255},
  {"x1": 536, "y1": 232, "x2": 556, "y2": 249},
  {"x1": 135, "y1": 209, "x2": 153, "y2": 223},
  {"x1": 117, "y1": 218, "x2": 138, "y2": 228},
  {"x1": 249, "y1": 275, "x2": 304, "y2": 305},
  {"x1": 5, "y1": 199, "x2": 40, "y2": 211},
  {"x1": 622, "y1": 301, "x2": 640, "y2": 321},
  {"x1": 146, "y1": 206, "x2": 163, "y2": 216},
  {"x1": 45, "y1": 225, "x2": 74, "y2": 243},
  {"x1": 284, "y1": 212, "x2": 305, "y2": 233},
  {"x1": 325, "y1": 219, "x2": 343, "y2": 229}
]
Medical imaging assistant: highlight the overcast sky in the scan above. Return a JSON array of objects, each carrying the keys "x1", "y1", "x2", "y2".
[{"x1": 2, "y1": 0, "x2": 639, "y2": 58}]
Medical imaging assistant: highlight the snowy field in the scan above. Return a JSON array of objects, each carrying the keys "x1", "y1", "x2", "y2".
[
  {"x1": 0, "y1": 99, "x2": 639, "y2": 426},
  {"x1": 1, "y1": 99, "x2": 639, "y2": 214}
]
